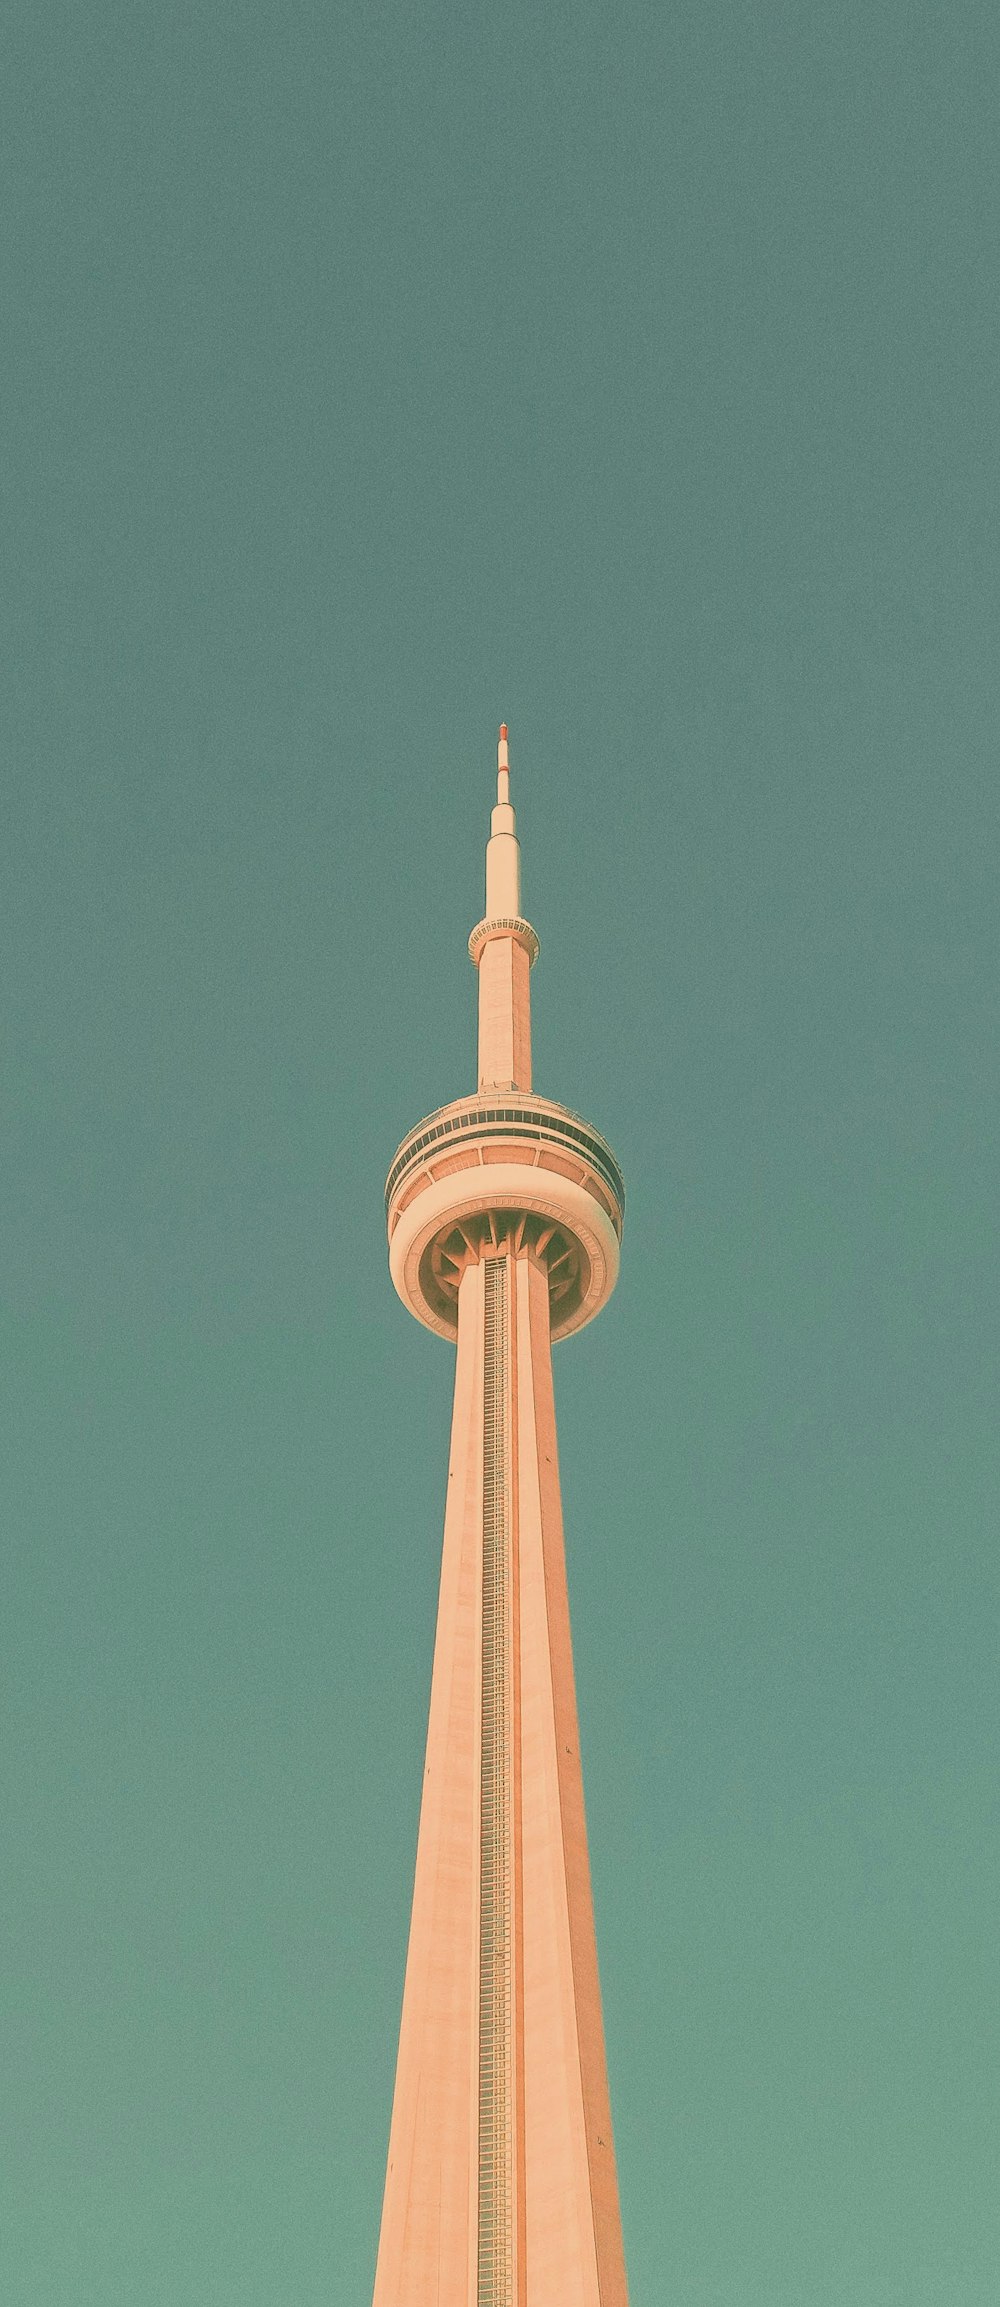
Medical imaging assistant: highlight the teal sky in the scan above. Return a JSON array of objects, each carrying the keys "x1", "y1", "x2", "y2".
[{"x1": 2, "y1": 4, "x2": 997, "y2": 2302}]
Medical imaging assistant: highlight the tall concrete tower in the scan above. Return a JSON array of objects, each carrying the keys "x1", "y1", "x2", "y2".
[{"x1": 374, "y1": 729, "x2": 629, "y2": 2306}]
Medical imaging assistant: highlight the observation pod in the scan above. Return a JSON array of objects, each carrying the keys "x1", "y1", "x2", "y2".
[
  {"x1": 385, "y1": 1091, "x2": 624, "y2": 1345},
  {"x1": 373, "y1": 729, "x2": 630, "y2": 2307}
]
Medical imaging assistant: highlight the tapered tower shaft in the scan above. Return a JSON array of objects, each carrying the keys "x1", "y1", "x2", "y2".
[
  {"x1": 373, "y1": 1244, "x2": 627, "y2": 2304},
  {"x1": 376, "y1": 732, "x2": 628, "y2": 2304}
]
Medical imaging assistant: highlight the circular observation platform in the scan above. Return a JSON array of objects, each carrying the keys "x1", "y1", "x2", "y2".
[{"x1": 385, "y1": 1094, "x2": 625, "y2": 1343}]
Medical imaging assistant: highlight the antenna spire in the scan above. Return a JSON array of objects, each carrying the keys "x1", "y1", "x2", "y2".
[
  {"x1": 497, "y1": 723, "x2": 510, "y2": 806},
  {"x1": 467, "y1": 723, "x2": 538, "y2": 1093},
  {"x1": 486, "y1": 723, "x2": 519, "y2": 913}
]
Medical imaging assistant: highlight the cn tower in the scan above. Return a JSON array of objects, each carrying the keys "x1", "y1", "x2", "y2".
[{"x1": 374, "y1": 728, "x2": 629, "y2": 2306}]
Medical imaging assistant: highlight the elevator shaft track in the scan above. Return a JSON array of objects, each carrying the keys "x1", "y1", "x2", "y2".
[{"x1": 478, "y1": 1255, "x2": 515, "y2": 2306}]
